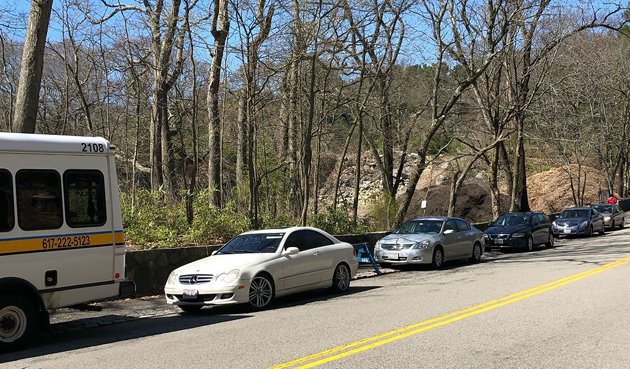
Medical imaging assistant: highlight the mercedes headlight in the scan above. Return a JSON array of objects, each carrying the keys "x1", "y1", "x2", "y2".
[
  {"x1": 216, "y1": 269, "x2": 240, "y2": 284},
  {"x1": 511, "y1": 233, "x2": 526, "y2": 238},
  {"x1": 412, "y1": 240, "x2": 431, "y2": 249},
  {"x1": 579, "y1": 221, "x2": 588, "y2": 229},
  {"x1": 166, "y1": 271, "x2": 179, "y2": 285}
]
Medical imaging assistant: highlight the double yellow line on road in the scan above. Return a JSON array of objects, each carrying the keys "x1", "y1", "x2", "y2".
[{"x1": 269, "y1": 255, "x2": 630, "y2": 369}]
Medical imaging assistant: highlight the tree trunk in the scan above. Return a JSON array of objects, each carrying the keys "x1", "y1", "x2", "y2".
[
  {"x1": 185, "y1": 21, "x2": 198, "y2": 225},
  {"x1": 396, "y1": 152, "x2": 427, "y2": 226},
  {"x1": 236, "y1": 94, "x2": 247, "y2": 185},
  {"x1": 510, "y1": 118, "x2": 530, "y2": 212},
  {"x1": 447, "y1": 171, "x2": 460, "y2": 217},
  {"x1": 489, "y1": 143, "x2": 501, "y2": 219},
  {"x1": 617, "y1": 153, "x2": 626, "y2": 198},
  {"x1": 247, "y1": 110, "x2": 258, "y2": 228},
  {"x1": 285, "y1": 8, "x2": 303, "y2": 218},
  {"x1": 352, "y1": 118, "x2": 363, "y2": 225},
  {"x1": 150, "y1": 88, "x2": 163, "y2": 190},
  {"x1": 300, "y1": 40, "x2": 319, "y2": 226},
  {"x1": 159, "y1": 90, "x2": 176, "y2": 197},
  {"x1": 378, "y1": 76, "x2": 395, "y2": 197},
  {"x1": 13, "y1": 0, "x2": 54, "y2": 133},
  {"x1": 207, "y1": 0, "x2": 229, "y2": 208},
  {"x1": 332, "y1": 121, "x2": 356, "y2": 210}
]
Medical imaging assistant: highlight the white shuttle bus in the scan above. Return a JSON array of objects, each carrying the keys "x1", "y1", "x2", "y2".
[{"x1": 0, "y1": 133, "x2": 134, "y2": 351}]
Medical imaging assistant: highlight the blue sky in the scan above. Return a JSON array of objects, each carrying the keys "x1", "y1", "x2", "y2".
[{"x1": 2, "y1": 0, "x2": 627, "y2": 69}]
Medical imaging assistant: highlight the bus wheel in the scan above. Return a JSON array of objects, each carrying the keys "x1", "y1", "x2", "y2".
[{"x1": 0, "y1": 295, "x2": 38, "y2": 352}]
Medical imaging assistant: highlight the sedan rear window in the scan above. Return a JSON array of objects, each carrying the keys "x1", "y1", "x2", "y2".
[
  {"x1": 559, "y1": 210, "x2": 589, "y2": 219},
  {"x1": 394, "y1": 220, "x2": 443, "y2": 234},
  {"x1": 218, "y1": 233, "x2": 285, "y2": 254},
  {"x1": 592, "y1": 205, "x2": 613, "y2": 213},
  {"x1": 494, "y1": 215, "x2": 529, "y2": 226}
]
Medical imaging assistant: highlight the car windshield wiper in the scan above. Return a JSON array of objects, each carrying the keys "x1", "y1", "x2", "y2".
[
  {"x1": 219, "y1": 251, "x2": 234, "y2": 254},
  {"x1": 232, "y1": 249, "x2": 257, "y2": 253}
]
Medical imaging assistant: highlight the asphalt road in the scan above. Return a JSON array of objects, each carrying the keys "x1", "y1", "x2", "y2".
[{"x1": 2, "y1": 228, "x2": 630, "y2": 369}]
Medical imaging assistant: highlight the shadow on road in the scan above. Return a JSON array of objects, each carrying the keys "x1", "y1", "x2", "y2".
[
  {"x1": 0, "y1": 285, "x2": 380, "y2": 365},
  {"x1": 0, "y1": 313, "x2": 248, "y2": 364},
  {"x1": 208, "y1": 285, "x2": 381, "y2": 315}
]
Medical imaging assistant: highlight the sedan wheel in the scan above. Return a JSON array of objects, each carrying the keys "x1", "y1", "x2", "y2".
[
  {"x1": 248, "y1": 275, "x2": 274, "y2": 310},
  {"x1": 546, "y1": 233, "x2": 554, "y2": 248},
  {"x1": 470, "y1": 243, "x2": 482, "y2": 263},
  {"x1": 525, "y1": 236, "x2": 533, "y2": 252},
  {"x1": 331, "y1": 264, "x2": 351, "y2": 293},
  {"x1": 432, "y1": 248, "x2": 444, "y2": 269}
]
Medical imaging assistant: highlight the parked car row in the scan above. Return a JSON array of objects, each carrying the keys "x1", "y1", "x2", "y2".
[
  {"x1": 163, "y1": 205, "x2": 625, "y2": 313},
  {"x1": 484, "y1": 204, "x2": 625, "y2": 252}
]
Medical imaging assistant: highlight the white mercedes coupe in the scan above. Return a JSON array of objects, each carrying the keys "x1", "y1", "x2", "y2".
[{"x1": 164, "y1": 227, "x2": 359, "y2": 312}]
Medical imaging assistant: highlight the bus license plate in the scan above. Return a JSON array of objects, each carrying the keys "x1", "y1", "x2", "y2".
[{"x1": 182, "y1": 289, "x2": 198, "y2": 299}]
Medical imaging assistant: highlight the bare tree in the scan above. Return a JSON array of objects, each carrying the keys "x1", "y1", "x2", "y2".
[
  {"x1": 504, "y1": 0, "x2": 627, "y2": 212},
  {"x1": 342, "y1": 0, "x2": 411, "y2": 200},
  {"x1": 233, "y1": 0, "x2": 275, "y2": 227},
  {"x1": 395, "y1": 0, "x2": 512, "y2": 226},
  {"x1": 91, "y1": 0, "x2": 193, "y2": 197}
]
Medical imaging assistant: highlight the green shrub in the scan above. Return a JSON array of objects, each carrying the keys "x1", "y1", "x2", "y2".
[
  {"x1": 121, "y1": 190, "x2": 188, "y2": 248},
  {"x1": 260, "y1": 213, "x2": 298, "y2": 229},
  {"x1": 186, "y1": 190, "x2": 250, "y2": 245},
  {"x1": 308, "y1": 206, "x2": 371, "y2": 235},
  {"x1": 365, "y1": 191, "x2": 398, "y2": 231},
  {"x1": 121, "y1": 189, "x2": 374, "y2": 248}
]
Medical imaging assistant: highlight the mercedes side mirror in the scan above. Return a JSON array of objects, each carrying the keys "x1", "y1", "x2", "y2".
[{"x1": 283, "y1": 247, "x2": 299, "y2": 256}]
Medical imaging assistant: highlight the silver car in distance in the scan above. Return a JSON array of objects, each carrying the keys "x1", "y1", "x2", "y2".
[
  {"x1": 374, "y1": 217, "x2": 484, "y2": 268},
  {"x1": 164, "y1": 227, "x2": 358, "y2": 312}
]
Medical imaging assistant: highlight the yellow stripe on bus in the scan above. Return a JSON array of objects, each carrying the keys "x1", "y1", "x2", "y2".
[{"x1": 0, "y1": 231, "x2": 125, "y2": 255}]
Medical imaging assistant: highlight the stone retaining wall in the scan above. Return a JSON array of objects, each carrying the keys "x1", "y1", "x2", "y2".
[{"x1": 126, "y1": 244, "x2": 222, "y2": 296}]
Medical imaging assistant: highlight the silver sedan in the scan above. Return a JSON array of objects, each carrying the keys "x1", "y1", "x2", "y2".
[{"x1": 373, "y1": 217, "x2": 484, "y2": 268}]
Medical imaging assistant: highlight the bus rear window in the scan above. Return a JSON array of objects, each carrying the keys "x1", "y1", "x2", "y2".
[
  {"x1": 17, "y1": 170, "x2": 63, "y2": 231},
  {"x1": 64, "y1": 170, "x2": 107, "y2": 227},
  {"x1": 0, "y1": 170, "x2": 14, "y2": 232}
]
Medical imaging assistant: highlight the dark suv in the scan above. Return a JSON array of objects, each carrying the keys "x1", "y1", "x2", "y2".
[{"x1": 484, "y1": 212, "x2": 554, "y2": 252}]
